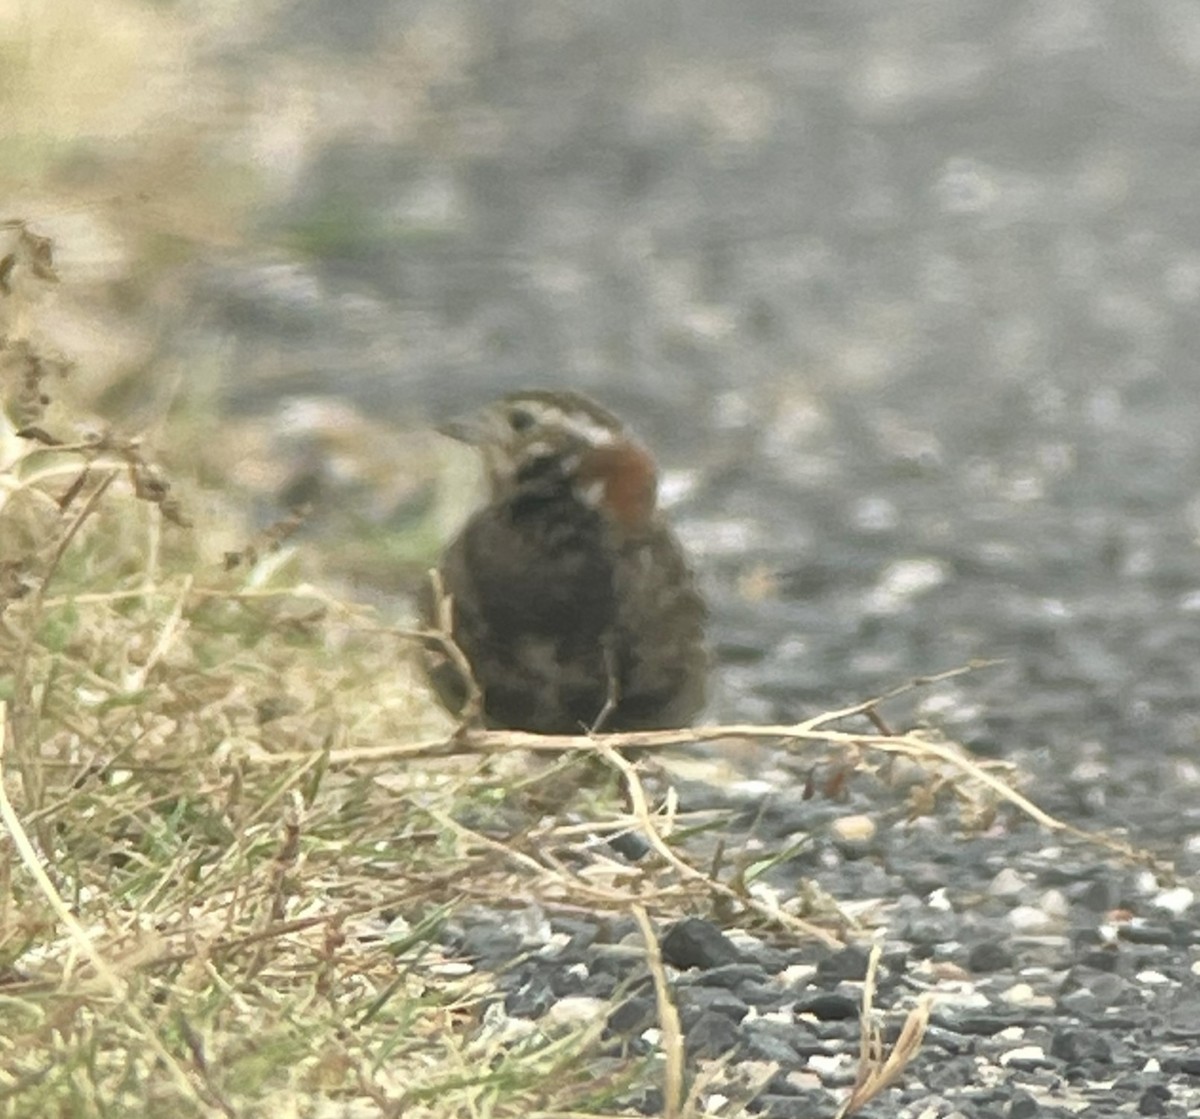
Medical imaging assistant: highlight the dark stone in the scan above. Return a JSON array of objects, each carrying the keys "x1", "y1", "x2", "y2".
[
  {"x1": 751, "y1": 945, "x2": 793, "y2": 973},
  {"x1": 741, "y1": 1029, "x2": 800, "y2": 1064},
  {"x1": 459, "y1": 922, "x2": 524, "y2": 968},
  {"x1": 549, "y1": 967, "x2": 587, "y2": 997},
  {"x1": 1007, "y1": 1089, "x2": 1043, "y2": 1118},
  {"x1": 689, "y1": 962, "x2": 770, "y2": 989},
  {"x1": 583, "y1": 971, "x2": 618, "y2": 1000},
  {"x1": 1137, "y1": 1083, "x2": 1171, "y2": 1116},
  {"x1": 1049, "y1": 1026, "x2": 1113, "y2": 1066},
  {"x1": 1074, "y1": 876, "x2": 1121, "y2": 912},
  {"x1": 813, "y1": 944, "x2": 871, "y2": 985},
  {"x1": 660, "y1": 918, "x2": 743, "y2": 970},
  {"x1": 606, "y1": 996, "x2": 654, "y2": 1037},
  {"x1": 894, "y1": 912, "x2": 960, "y2": 950},
  {"x1": 1075, "y1": 948, "x2": 1121, "y2": 972},
  {"x1": 740, "y1": 980, "x2": 790, "y2": 1007},
  {"x1": 607, "y1": 830, "x2": 651, "y2": 861},
  {"x1": 1170, "y1": 918, "x2": 1200, "y2": 946},
  {"x1": 923, "y1": 1025, "x2": 974, "y2": 1055},
  {"x1": 1162, "y1": 1050, "x2": 1200, "y2": 1076},
  {"x1": 932, "y1": 1008, "x2": 1023, "y2": 1037},
  {"x1": 1119, "y1": 924, "x2": 1177, "y2": 947},
  {"x1": 795, "y1": 992, "x2": 859, "y2": 1021},
  {"x1": 685, "y1": 1009, "x2": 742, "y2": 1058},
  {"x1": 968, "y1": 938, "x2": 1015, "y2": 973},
  {"x1": 746, "y1": 1017, "x2": 823, "y2": 1056},
  {"x1": 906, "y1": 939, "x2": 936, "y2": 962},
  {"x1": 921, "y1": 1058, "x2": 978, "y2": 1090},
  {"x1": 588, "y1": 947, "x2": 647, "y2": 982},
  {"x1": 603, "y1": 917, "x2": 640, "y2": 942},
  {"x1": 810, "y1": 1019, "x2": 860, "y2": 1043},
  {"x1": 1057, "y1": 987, "x2": 1098, "y2": 1016},
  {"x1": 676, "y1": 985, "x2": 750, "y2": 1027}
]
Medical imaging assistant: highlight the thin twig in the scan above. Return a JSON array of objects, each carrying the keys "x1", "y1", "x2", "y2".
[
  {"x1": 834, "y1": 942, "x2": 932, "y2": 1117},
  {"x1": 124, "y1": 573, "x2": 193, "y2": 691},
  {"x1": 427, "y1": 568, "x2": 485, "y2": 727},
  {"x1": 265, "y1": 726, "x2": 1145, "y2": 865},
  {"x1": 632, "y1": 905, "x2": 683, "y2": 1119}
]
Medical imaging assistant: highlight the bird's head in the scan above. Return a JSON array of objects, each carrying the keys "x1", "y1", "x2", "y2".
[{"x1": 439, "y1": 390, "x2": 659, "y2": 530}]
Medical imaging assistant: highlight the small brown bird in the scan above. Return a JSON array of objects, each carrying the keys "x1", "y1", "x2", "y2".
[{"x1": 420, "y1": 389, "x2": 707, "y2": 734}]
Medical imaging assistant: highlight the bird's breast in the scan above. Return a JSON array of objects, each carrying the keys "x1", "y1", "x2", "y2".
[{"x1": 458, "y1": 494, "x2": 618, "y2": 643}]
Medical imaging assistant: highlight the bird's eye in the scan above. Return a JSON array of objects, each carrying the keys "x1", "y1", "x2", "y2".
[{"x1": 507, "y1": 407, "x2": 535, "y2": 432}]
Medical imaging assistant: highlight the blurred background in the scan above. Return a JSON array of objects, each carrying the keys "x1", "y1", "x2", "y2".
[{"x1": 5, "y1": 0, "x2": 1200, "y2": 830}]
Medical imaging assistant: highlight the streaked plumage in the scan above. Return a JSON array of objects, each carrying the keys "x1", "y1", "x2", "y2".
[{"x1": 420, "y1": 390, "x2": 707, "y2": 733}]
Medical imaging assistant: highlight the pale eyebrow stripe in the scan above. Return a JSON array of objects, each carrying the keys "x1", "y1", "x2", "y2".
[{"x1": 520, "y1": 400, "x2": 618, "y2": 446}]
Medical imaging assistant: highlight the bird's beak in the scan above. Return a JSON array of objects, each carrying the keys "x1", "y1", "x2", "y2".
[{"x1": 436, "y1": 416, "x2": 487, "y2": 445}]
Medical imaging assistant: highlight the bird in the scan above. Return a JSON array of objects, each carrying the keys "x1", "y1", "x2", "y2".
[{"x1": 419, "y1": 389, "x2": 708, "y2": 734}]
